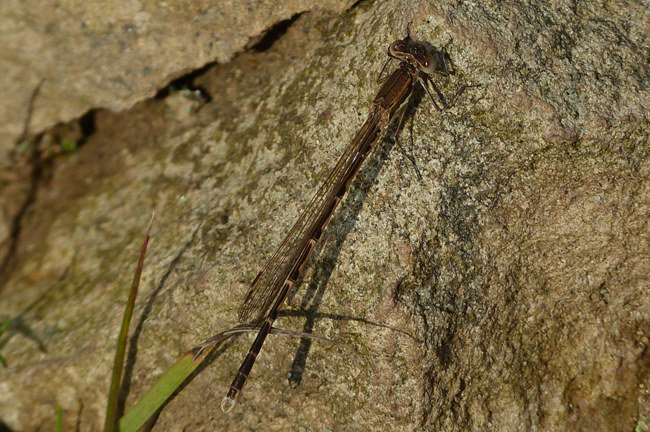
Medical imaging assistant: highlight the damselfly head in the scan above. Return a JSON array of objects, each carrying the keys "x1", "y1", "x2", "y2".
[{"x1": 388, "y1": 37, "x2": 447, "y2": 76}]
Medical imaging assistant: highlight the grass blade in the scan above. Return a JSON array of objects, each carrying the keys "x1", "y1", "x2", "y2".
[
  {"x1": 116, "y1": 323, "x2": 338, "y2": 431},
  {"x1": 0, "y1": 318, "x2": 9, "y2": 367},
  {"x1": 116, "y1": 327, "x2": 239, "y2": 432},
  {"x1": 56, "y1": 405, "x2": 63, "y2": 432},
  {"x1": 104, "y1": 215, "x2": 154, "y2": 432}
]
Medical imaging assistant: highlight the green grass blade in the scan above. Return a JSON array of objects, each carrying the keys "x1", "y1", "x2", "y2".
[
  {"x1": 116, "y1": 335, "x2": 223, "y2": 432},
  {"x1": 56, "y1": 405, "x2": 63, "y2": 432},
  {"x1": 0, "y1": 318, "x2": 9, "y2": 367},
  {"x1": 104, "y1": 215, "x2": 154, "y2": 432},
  {"x1": 115, "y1": 323, "x2": 338, "y2": 431}
]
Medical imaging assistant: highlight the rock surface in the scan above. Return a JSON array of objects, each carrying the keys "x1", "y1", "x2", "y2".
[
  {"x1": 0, "y1": 0, "x2": 648, "y2": 431},
  {"x1": 0, "y1": 0, "x2": 352, "y2": 167}
]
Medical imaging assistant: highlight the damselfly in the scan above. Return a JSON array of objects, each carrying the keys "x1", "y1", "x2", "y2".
[{"x1": 222, "y1": 25, "x2": 470, "y2": 412}]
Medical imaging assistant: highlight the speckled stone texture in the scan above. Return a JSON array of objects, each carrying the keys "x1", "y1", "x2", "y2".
[{"x1": 0, "y1": 0, "x2": 648, "y2": 431}]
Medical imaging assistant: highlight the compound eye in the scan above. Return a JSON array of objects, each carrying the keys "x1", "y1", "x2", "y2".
[
  {"x1": 420, "y1": 54, "x2": 437, "y2": 74},
  {"x1": 389, "y1": 39, "x2": 407, "y2": 57}
]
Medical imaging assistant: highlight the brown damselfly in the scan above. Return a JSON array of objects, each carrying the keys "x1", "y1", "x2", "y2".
[{"x1": 222, "y1": 26, "x2": 470, "y2": 412}]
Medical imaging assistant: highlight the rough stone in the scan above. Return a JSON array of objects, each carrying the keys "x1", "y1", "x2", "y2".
[
  {"x1": 0, "y1": 0, "x2": 648, "y2": 431},
  {"x1": 0, "y1": 0, "x2": 353, "y2": 168}
]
